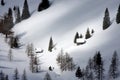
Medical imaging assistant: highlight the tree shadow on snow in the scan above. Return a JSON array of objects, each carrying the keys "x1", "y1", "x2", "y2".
[{"x1": 0, "y1": 66, "x2": 12, "y2": 69}]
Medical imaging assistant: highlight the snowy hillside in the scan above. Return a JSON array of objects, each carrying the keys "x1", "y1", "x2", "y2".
[{"x1": 0, "y1": 0, "x2": 120, "y2": 80}]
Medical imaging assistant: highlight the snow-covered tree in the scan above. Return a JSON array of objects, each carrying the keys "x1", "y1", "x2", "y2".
[
  {"x1": 14, "y1": 6, "x2": 21, "y2": 23},
  {"x1": 116, "y1": 4, "x2": 120, "y2": 24},
  {"x1": 56, "y1": 50, "x2": 76, "y2": 71},
  {"x1": 108, "y1": 51, "x2": 120, "y2": 79},
  {"x1": 26, "y1": 43, "x2": 34, "y2": 56},
  {"x1": 21, "y1": 0, "x2": 30, "y2": 20},
  {"x1": 103, "y1": 8, "x2": 111, "y2": 30},
  {"x1": 84, "y1": 58, "x2": 94, "y2": 80}
]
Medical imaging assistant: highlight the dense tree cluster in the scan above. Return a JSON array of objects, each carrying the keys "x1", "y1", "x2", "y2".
[
  {"x1": 75, "y1": 51, "x2": 120, "y2": 80},
  {"x1": 0, "y1": 71, "x2": 8, "y2": 80},
  {"x1": 56, "y1": 49, "x2": 76, "y2": 71},
  {"x1": 26, "y1": 43, "x2": 41, "y2": 73}
]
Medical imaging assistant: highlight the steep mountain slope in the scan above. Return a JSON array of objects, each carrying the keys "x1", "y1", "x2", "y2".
[{"x1": 0, "y1": 0, "x2": 120, "y2": 80}]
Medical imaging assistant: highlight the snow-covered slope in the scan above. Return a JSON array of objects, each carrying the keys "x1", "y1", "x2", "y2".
[{"x1": 0, "y1": 0, "x2": 120, "y2": 80}]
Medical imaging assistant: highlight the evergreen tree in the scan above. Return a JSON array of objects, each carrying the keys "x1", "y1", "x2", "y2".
[
  {"x1": 1, "y1": 0, "x2": 5, "y2": 6},
  {"x1": 38, "y1": 0, "x2": 50, "y2": 12},
  {"x1": 85, "y1": 58, "x2": 94, "y2": 80},
  {"x1": 14, "y1": 6, "x2": 21, "y2": 23},
  {"x1": 44, "y1": 73, "x2": 52, "y2": 80},
  {"x1": 22, "y1": 70, "x2": 27, "y2": 80},
  {"x1": 75, "y1": 66, "x2": 83, "y2": 79},
  {"x1": 79, "y1": 34, "x2": 83, "y2": 38},
  {"x1": 13, "y1": 68, "x2": 19, "y2": 80},
  {"x1": 21, "y1": 0, "x2": 30, "y2": 20},
  {"x1": 13, "y1": 36, "x2": 20, "y2": 48},
  {"x1": 74, "y1": 32, "x2": 79, "y2": 43},
  {"x1": 91, "y1": 29, "x2": 94, "y2": 34},
  {"x1": 0, "y1": 71, "x2": 4, "y2": 80},
  {"x1": 26, "y1": 43, "x2": 34, "y2": 56},
  {"x1": 8, "y1": 8, "x2": 14, "y2": 29},
  {"x1": 85, "y1": 28, "x2": 91, "y2": 39},
  {"x1": 29, "y1": 50, "x2": 35, "y2": 73},
  {"x1": 56, "y1": 50, "x2": 76, "y2": 71},
  {"x1": 3, "y1": 8, "x2": 14, "y2": 33},
  {"x1": 34, "y1": 54, "x2": 40, "y2": 72},
  {"x1": 108, "y1": 51, "x2": 120, "y2": 79},
  {"x1": 48, "y1": 37, "x2": 53, "y2": 52},
  {"x1": 13, "y1": 6, "x2": 16, "y2": 11},
  {"x1": 5, "y1": 75, "x2": 9, "y2": 80},
  {"x1": 103, "y1": 8, "x2": 111, "y2": 30},
  {"x1": 116, "y1": 4, "x2": 120, "y2": 24},
  {"x1": 93, "y1": 51, "x2": 104, "y2": 80}
]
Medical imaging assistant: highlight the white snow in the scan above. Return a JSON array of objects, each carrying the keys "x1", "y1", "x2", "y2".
[{"x1": 0, "y1": 0, "x2": 120, "y2": 80}]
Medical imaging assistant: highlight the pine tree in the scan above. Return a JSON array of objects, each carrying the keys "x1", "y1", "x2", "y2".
[
  {"x1": 21, "y1": 0, "x2": 30, "y2": 20},
  {"x1": 1, "y1": 0, "x2": 5, "y2": 6},
  {"x1": 29, "y1": 51, "x2": 35, "y2": 73},
  {"x1": 103, "y1": 8, "x2": 111, "y2": 30},
  {"x1": 79, "y1": 34, "x2": 83, "y2": 38},
  {"x1": 5, "y1": 75, "x2": 9, "y2": 80},
  {"x1": 44, "y1": 73, "x2": 52, "y2": 80},
  {"x1": 3, "y1": 8, "x2": 14, "y2": 32},
  {"x1": 85, "y1": 28, "x2": 91, "y2": 39},
  {"x1": 91, "y1": 29, "x2": 94, "y2": 34},
  {"x1": 93, "y1": 51, "x2": 104, "y2": 80},
  {"x1": 56, "y1": 50, "x2": 75, "y2": 71},
  {"x1": 108, "y1": 51, "x2": 120, "y2": 79},
  {"x1": 48, "y1": 37, "x2": 53, "y2": 52},
  {"x1": 13, "y1": 68, "x2": 19, "y2": 80},
  {"x1": 85, "y1": 58, "x2": 94, "y2": 80},
  {"x1": 22, "y1": 70, "x2": 27, "y2": 80},
  {"x1": 0, "y1": 70, "x2": 4, "y2": 80},
  {"x1": 14, "y1": 6, "x2": 21, "y2": 23},
  {"x1": 116, "y1": 4, "x2": 120, "y2": 24},
  {"x1": 75, "y1": 66, "x2": 83, "y2": 79},
  {"x1": 13, "y1": 36, "x2": 20, "y2": 48},
  {"x1": 34, "y1": 54, "x2": 40, "y2": 72},
  {"x1": 38, "y1": 0, "x2": 50, "y2": 12},
  {"x1": 74, "y1": 32, "x2": 79, "y2": 43}
]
